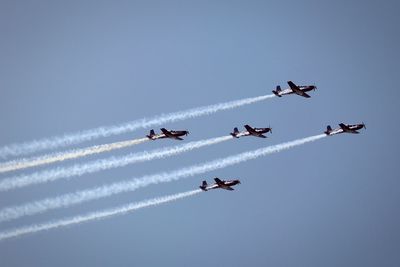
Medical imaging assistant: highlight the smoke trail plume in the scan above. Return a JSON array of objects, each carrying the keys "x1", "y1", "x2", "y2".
[
  {"x1": 0, "y1": 94, "x2": 275, "y2": 159},
  {"x1": 0, "y1": 189, "x2": 202, "y2": 241},
  {"x1": 0, "y1": 134, "x2": 326, "y2": 223},
  {"x1": 0, "y1": 138, "x2": 149, "y2": 173},
  {"x1": 0, "y1": 136, "x2": 232, "y2": 191}
]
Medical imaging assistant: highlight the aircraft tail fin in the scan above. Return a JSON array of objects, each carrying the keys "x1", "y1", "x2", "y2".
[
  {"x1": 230, "y1": 127, "x2": 240, "y2": 138},
  {"x1": 199, "y1": 181, "x2": 208, "y2": 191},
  {"x1": 146, "y1": 129, "x2": 156, "y2": 139},
  {"x1": 324, "y1": 125, "x2": 332, "y2": 135},
  {"x1": 272, "y1": 85, "x2": 282, "y2": 97}
]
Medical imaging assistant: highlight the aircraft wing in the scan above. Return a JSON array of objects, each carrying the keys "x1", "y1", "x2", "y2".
[
  {"x1": 214, "y1": 178, "x2": 223, "y2": 185},
  {"x1": 160, "y1": 128, "x2": 184, "y2": 139},
  {"x1": 339, "y1": 123, "x2": 358, "y2": 133},
  {"x1": 344, "y1": 129, "x2": 359, "y2": 134},
  {"x1": 288, "y1": 81, "x2": 311, "y2": 98},
  {"x1": 245, "y1": 125, "x2": 267, "y2": 137},
  {"x1": 160, "y1": 128, "x2": 172, "y2": 136},
  {"x1": 244, "y1": 125, "x2": 255, "y2": 132},
  {"x1": 222, "y1": 186, "x2": 234, "y2": 191},
  {"x1": 288, "y1": 81, "x2": 300, "y2": 90},
  {"x1": 299, "y1": 92, "x2": 311, "y2": 98}
]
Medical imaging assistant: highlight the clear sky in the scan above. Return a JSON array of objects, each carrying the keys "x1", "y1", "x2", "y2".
[{"x1": 0, "y1": 0, "x2": 399, "y2": 266}]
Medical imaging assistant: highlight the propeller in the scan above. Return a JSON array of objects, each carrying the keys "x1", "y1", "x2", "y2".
[
  {"x1": 269, "y1": 125, "x2": 272, "y2": 133},
  {"x1": 362, "y1": 122, "x2": 366, "y2": 129}
]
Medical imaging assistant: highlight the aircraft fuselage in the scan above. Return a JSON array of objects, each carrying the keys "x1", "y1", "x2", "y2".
[
  {"x1": 221, "y1": 180, "x2": 241, "y2": 187},
  {"x1": 346, "y1": 124, "x2": 365, "y2": 131}
]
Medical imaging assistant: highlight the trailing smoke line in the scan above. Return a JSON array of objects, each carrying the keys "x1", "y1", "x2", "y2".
[
  {"x1": 0, "y1": 189, "x2": 202, "y2": 241},
  {"x1": 0, "y1": 94, "x2": 275, "y2": 159},
  {"x1": 0, "y1": 134, "x2": 326, "y2": 223},
  {"x1": 0, "y1": 136, "x2": 232, "y2": 191},
  {"x1": 0, "y1": 138, "x2": 149, "y2": 173}
]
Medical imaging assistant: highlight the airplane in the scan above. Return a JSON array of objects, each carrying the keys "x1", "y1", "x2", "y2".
[
  {"x1": 272, "y1": 81, "x2": 317, "y2": 98},
  {"x1": 324, "y1": 123, "x2": 366, "y2": 136},
  {"x1": 199, "y1": 177, "x2": 241, "y2": 191},
  {"x1": 146, "y1": 128, "x2": 189, "y2": 140},
  {"x1": 230, "y1": 124, "x2": 272, "y2": 138}
]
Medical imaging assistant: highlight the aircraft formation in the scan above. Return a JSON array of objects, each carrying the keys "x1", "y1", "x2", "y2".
[
  {"x1": 145, "y1": 80, "x2": 365, "y2": 192},
  {"x1": 0, "y1": 80, "x2": 368, "y2": 241}
]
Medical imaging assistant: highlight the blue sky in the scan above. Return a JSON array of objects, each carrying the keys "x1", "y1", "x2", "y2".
[{"x1": 0, "y1": 1, "x2": 399, "y2": 266}]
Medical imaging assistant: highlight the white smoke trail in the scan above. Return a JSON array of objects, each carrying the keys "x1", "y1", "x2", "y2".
[
  {"x1": 0, "y1": 189, "x2": 202, "y2": 241},
  {"x1": 0, "y1": 136, "x2": 233, "y2": 191},
  {"x1": 0, "y1": 134, "x2": 326, "y2": 223},
  {"x1": 0, "y1": 138, "x2": 149, "y2": 173},
  {"x1": 0, "y1": 94, "x2": 275, "y2": 159}
]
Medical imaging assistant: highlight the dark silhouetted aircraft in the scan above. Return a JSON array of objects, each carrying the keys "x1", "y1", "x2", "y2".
[
  {"x1": 199, "y1": 177, "x2": 241, "y2": 191},
  {"x1": 325, "y1": 123, "x2": 366, "y2": 136},
  {"x1": 146, "y1": 128, "x2": 189, "y2": 140},
  {"x1": 272, "y1": 81, "x2": 316, "y2": 98},
  {"x1": 230, "y1": 124, "x2": 272, "y2": 138}
]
